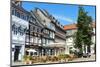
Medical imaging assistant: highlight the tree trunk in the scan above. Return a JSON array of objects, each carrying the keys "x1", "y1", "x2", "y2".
[
  {"x1": 87, "y1": 45, "x2": 91, "y2": 53},
  {"x1": 84, "y1": 45, "x2": 86, "y2": 54}
]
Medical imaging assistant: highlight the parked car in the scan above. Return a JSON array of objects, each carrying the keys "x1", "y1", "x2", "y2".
[{"x1": 83, "y1": 53, "x2": 91, "y2": 58}]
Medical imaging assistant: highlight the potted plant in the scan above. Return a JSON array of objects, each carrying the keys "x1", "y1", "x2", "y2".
[
  {"x1": 23, "y1": 55, "x2": 30, "y2": 64},
  {"x1": 28, "y1": 56, "x2": 33, "y2": 64}
]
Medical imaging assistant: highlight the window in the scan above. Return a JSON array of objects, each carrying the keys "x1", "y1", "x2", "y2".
[
  {"x1": 14, "y1": 27, "x2": 18, "y2": 35},
  {"x1": 47, "y1": 30, "x2": 49, "y2": 34},
  {"x1": 43, "y1": 38, "x2": 46, "y2": 44},
  {"x1": 52, "y1": 32, "x2": 55, "y2": 39},
  {"x1": 18, "y1": 26, "x2": 21, "y2": 32},
  {"x1": 43, "y1": 29, "x2": 45, "y2": 33},
  {"x1": 38, "y1": 38, "x2": 41, "y2": 44},
  {"x1": 30, "y1": 52, "x2": 33, "y2": 56},
  {"x1": 18, "y1": 26, "x2": 22, "y2": 35},
  {"x1": 35, "y1": 28, "x2": 37, "y2": 32},
  {"x1": 34, "y1": 52, "x2": 37, "y2": 55},
  {"x1": 30, "y1": 17, "x2": 35, "y2": 22},
  {"x1": 30, "y1": 36, "x2": 33, "y2": 43},
  {"x1": 34, "y1": 37, "x2": 38, "y2": 43},
  {"x1": 26, "y1": 35, "x2": 29, "y2": 43},
  {"x1": 67, "y1": 30, "x2": 72, "y2": 35},
  {"x1": 25, "y1": 51, "x2": 29, "y2": 55},
  {"x1": 24, "y1": 15, "x2": 27, "y2": 20},
  {"x1": 12, "y1": 8, "x2": 15, "y2": 15},
  {"x1": 12, "y1": 24, "x2": 18, "y2": 35},
  {"x1": 45, "y1": 39, "x2": 49, "y2": 45},
  {"x1": 15, "y1": 10, "x2": 17, "y2": 16},
  {"x1": 45, "y1": 29, "x2": 49, "y2": 34},
  {"x1": 18, "y1": 26, "x2": 24, "y2": 35},
  {"x1": 32, "y1": 18, "x2": 36, "y2": 22},
  {"x1": 12, "y1": 24, "x2": 15, "y2": 31},
  {"x1": 43, "y1": 20, "x2": 46, "y2": 22},
  {"x1": 24, "y1": 27, "x2": 27, "y2": 33},
  {"x1": 37, "y1": 28, "x2": 39, "y2": 32},
  {"x1": 16, "y1": 11, "x2": 20, "y2": 18},
  {"x1": 12, "y1": 48, "x2": 14, "y2": 51},
  {"x1": 50, "y1": 31, "x2": 53, "y2": 38},
  {"x1": 48, "y1": 23, "x2": 51, "y2": 28},
  {"x1": 25, "y1": 15, "x2": 28, "y2": 21},
  {"x1": 29, "y1": 25, "x2": 33, "y2": 32},
  {"x1": 33, "y1": 26, "x2": 35, "y2": 32},
  {"x1": 21, "y1": 14, "x2": 25, "y2": 20},
  {"x1": 44, "y1": 30, "x2": 46, "y2": 33},
  {"x1": 51, "y1": 23, "x2": 55, "y2": 31},
  {"x1": 20, "y1": 30, "x2": 24, "y2": 35}
]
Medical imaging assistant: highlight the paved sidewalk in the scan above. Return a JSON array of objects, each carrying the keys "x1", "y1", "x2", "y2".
[{"x1": 69, "y1": 54, "x2": 95, "y2": 62}]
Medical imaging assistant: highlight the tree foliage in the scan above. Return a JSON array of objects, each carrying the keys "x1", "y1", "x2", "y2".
[{"x1": 74, "y1": 6, "x2": 93, "y2": 53}]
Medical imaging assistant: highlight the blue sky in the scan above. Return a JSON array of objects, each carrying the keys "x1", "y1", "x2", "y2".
[{"x1": 22, "y1": 2, "x2": 96, "y2": 25}]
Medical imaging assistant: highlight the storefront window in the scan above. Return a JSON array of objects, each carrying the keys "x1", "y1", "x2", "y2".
[
  {"x1": 30, "y1": 52, "x2": 33, "y2": 56},
  {"x1": 25, "y1": 51, "x2": 29, "y2": 55}
]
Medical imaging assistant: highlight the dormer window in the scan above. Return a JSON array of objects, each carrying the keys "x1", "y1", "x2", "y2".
[
  {"x1": 58, "y1": 22, "x2": 60, "y2": 24},
  {"x1": 55, "y1": 20, "x2": 57, "y2": 23},
  {"x1": 43, "y1": 20, "x2": 46, "y2": 22},
  {"x1": 53, "y1": 17, "x2": 55, "y2": 19}
]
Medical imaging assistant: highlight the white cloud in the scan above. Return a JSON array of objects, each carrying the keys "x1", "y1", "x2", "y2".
[{"x1": 53, "y1": 14, "x2": 76, "y2": 24}]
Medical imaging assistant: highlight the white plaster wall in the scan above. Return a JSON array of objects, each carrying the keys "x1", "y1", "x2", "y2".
[
  {"x1": 12, "y1": 15, "x2": 28, "y2": 28},
  {"x1": 12, "y1": 15, "x2": 28, "y2": 61},
  {"x1": 65, "y1": 27, "x2": 96, "y2": 54},
  {"x1": 66, "y1": 37, "x2": 74, "y2": 45},
  {"x1": 12, "y1": 44, "x2": 15, "y2": 61},
  {"x1": 12, "y1": 15, "x2": 28, "y2": 44},
  {"x1": 90, "y1": 28, "x2": 95, "y2": 54},
  {"x1": 12, "y1": 33, "x2": 26, "y2": 44}
]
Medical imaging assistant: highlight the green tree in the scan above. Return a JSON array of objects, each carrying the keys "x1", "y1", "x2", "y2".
[
  {"x1": 74, "y1": 6, "x2": 93, "y2": 54},
  {"x1": 83, "y1": 16, "x2": 93, "y2": 53}
]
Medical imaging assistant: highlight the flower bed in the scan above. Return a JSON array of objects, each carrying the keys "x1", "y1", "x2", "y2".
[{"x1": 23, "y1": 54, "x2": 77, "y2": 64}]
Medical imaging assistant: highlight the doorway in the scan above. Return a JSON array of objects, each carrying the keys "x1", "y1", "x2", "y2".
[{"x1": 14, "y1": 46, "x2": 21, "y2": 61}]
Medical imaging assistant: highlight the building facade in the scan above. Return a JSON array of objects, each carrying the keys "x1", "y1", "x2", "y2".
[
  {"x1": 25, "y1": 8, "x2": 66, "y2": 56},
  {"x1": 11, "y1": 1, "x2": 66, "y2": 62},
  {"x1": 64, "y1": 23, "x2": 96, "y2": 54},
  {"x1": 11, "y1": 1, "x2": 29, "y2": 62},
  {"x1": 49, "y1": 14, "x2": 66, "y2": 55}
]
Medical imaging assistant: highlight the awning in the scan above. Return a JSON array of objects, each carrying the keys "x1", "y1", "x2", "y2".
[{"x1": 27, "y1": 49, "x2": 37, "y2": 53}]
